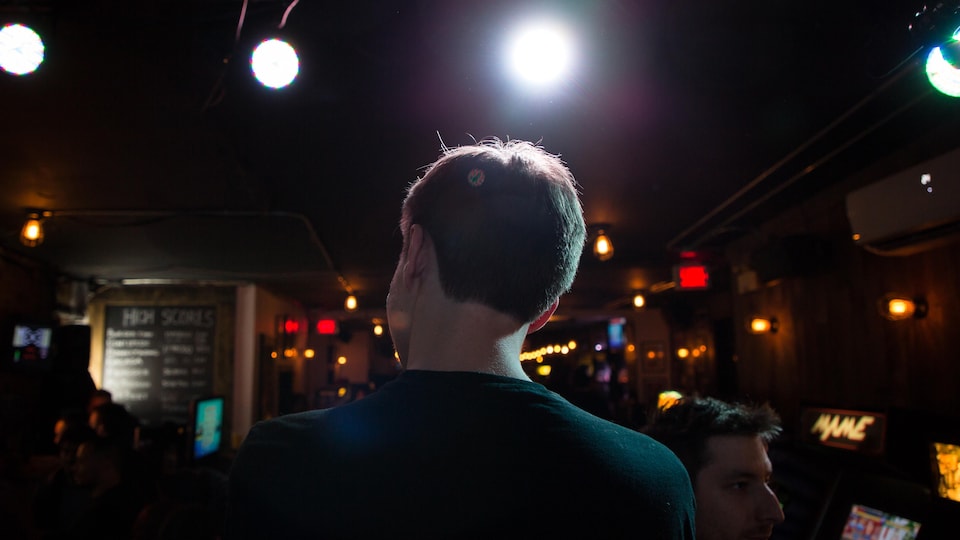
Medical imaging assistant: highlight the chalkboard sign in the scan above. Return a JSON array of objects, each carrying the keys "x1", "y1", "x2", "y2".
[{"x1": 102, "y1": 306, "x2": 216, "y2": 426}]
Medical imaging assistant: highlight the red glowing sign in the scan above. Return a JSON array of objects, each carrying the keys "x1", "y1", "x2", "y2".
[
  {"x1": 675, "y1": 265, "x2": 710, "y2": 290},
  {"x1": 315, "y1": 319, "x2": 338, "y2": 335},
  {"x1": 283, "y1": 319, "x2": 300, "y2": 334}
]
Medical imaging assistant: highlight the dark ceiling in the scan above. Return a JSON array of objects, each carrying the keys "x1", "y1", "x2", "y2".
[{"x1": 3, "y1": 0, "x2": 960, "y2": 318}]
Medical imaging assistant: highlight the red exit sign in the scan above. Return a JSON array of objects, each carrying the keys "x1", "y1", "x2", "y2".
[{"x1": 674, "y1": 264, "x2": 710, "y2": 290}]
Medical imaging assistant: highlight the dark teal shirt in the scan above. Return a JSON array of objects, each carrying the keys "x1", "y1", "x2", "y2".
[{"x1": 227, "y1": 370, "x2": 695, "y2": 539}]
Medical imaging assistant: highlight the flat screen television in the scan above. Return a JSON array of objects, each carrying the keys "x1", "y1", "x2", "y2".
[
  {"x1": 930, "y1": 441, "x2": 960, "y2": 503},
  {"x1": 839, "y1": 504, "x2": 922, "y2": 540},
  {"x1": 9, "y1": 322, "x2": 54, "y2": 370},
  {"x1": 191, "y1": 396, "x2": 225, "y2": 461}
]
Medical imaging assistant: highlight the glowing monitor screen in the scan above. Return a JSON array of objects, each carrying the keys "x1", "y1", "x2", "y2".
[
  {"x1": 932, "y1": 441, "x2": 960, "y2": 503},
  {"x1": 12, "y1": 324, "x2": 53, "y2": 364},
  {"x1": 607, "y1": 317, "x2": 626, "y2": 349},
  {"x1": 840, "y1": 504, "x2": 921, "y2": 540},
  {"x1": 193, "y1": 396, "x2": 224, "y2": 460}
]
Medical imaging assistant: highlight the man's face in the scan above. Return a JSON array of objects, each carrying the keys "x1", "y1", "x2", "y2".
[{"x1": 693, "y1": 435, "x2": 784, "y2": 540}]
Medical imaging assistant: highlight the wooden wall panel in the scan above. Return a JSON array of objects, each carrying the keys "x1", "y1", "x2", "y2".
[{"x1": 726, "y1": 200, "x2": 960, "y2": 431}]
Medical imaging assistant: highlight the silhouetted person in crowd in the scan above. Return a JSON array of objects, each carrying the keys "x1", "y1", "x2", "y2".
[
  {"x1": 89, "y1": 402, "x2": 138, "y2": 447},
  {"x1": 88, "y1": 389, "x2": 113, "y2": 414},
  {"x1": 52, "y1": 410, "x2": 89, "y2": 448},
  {"x1": 51, "y1": 436, "x2": 147, "y2": 539},
  {"x1": 644, "y1": 396, "x2": 786, "y2": 540},
  {"x1": 227, "y1": 139, "x2": 695, "y2": 538},
  {"x1": 33, "y1": 422, "x2": 97, "y2": 538}
]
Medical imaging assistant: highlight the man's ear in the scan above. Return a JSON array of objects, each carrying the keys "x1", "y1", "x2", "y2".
[
  {"x1": 402, "y1": 225, "x2": 430, "y2": 287},
  {"x1": 527, "y1": 299, "x2": 559, "y2": 334}
]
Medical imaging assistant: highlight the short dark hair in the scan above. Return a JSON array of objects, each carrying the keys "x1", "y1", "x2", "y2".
[
  {"x1": 643, "y1": 397, "x2": 782, "y2": 483},
  {"x1": 401, "y1": 138, "x2": 586, "y2": 323}
]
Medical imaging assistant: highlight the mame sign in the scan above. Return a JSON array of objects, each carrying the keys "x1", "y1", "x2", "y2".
[{"x1": 800, "y1": 407, "x2": 887, "y2": 454}]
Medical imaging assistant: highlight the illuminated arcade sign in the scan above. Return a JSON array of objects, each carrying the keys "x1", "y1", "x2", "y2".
[{"x1": 800, "y1": 407, "x2": 887, "y2": 454}]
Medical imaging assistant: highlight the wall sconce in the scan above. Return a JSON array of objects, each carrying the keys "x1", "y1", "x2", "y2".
[
  {"x1": 747, "y1": 316, "x2": 778, "y2": 334},
  {"x1": 590, "y1": 224, "x2": 614, "y2": 261},
  {"x1": 20, "y1": 210, "x2": 46, "y2": 247},
  {"x1": 878, "y1": 294, "x2": 927, "y2": 320}
]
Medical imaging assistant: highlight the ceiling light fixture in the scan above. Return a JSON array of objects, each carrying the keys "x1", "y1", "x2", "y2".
[
  {"x1": 19, "y1": 210, "x2": 46, "y2": 247},
  {"x1": 250, "y1": 0, "x2": 302, "y2": 89},
  {"x1": 591, "y1": 224, "x2": 614, "y2": 261},
  {"x1": 0, "y1": 23, "x2": 45, "y2": 76}
]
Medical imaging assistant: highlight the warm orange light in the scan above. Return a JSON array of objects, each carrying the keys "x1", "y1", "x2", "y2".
[
  {"x1": 536, "y1": 365, "x2": 552, "y2": 377},
  {"x1": 373, "y1": 324, "x2": 384, "y2": 336},
  {"x1": 633, "y1": 294, "x2": 645, "y2": 308},
  {"x1": 337, "y1": 356, "x2": 347, "y2": 365},
  {"x1": 568, "y1": 340, "x2": 577, "y2": 350},
  {"x1": 20, "y1": 215, "x2": 43, "y2": 247},
  {"x1": 750, "y1": 318, "x2": 771, "y2": 333},
  {"x1": 887, "y1": 298, "x2": 915, "y2": 318},
  {"x1": 878, "y1": 294, "x2": 925, "y2": 321},
  {"x1": 889, "y1": 299, "x2": 910, "y2": 315},
  {"x1": 748, "y1": 317, "x2": 778, "y2": 334},
  {"x1": 304, "y1": 348, "x2": 315, "y2": 359},
  {"x1": 337, "y1": 387, "x2": 347, "y2": 398},
  {"x1": 593, "y1": 230, "x2": 614, "y2": 261},
  {"x1": 677, "y1": 347, "x2": 690, "y2": 359},
  {"x1": 344, "y1": 295, "x2": 358, "y2": 311}
]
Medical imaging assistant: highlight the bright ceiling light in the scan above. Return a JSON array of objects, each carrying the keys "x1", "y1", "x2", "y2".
[
  {"x1": 251, "y1": 38, "x2": 300, "y2": 89},
  {"x1": 925, "y1": 26, "x2": 960, "y2": 97},
  {"x1": 593, "y1": 228, "x2": 614, "y2": 261},
  {"x1": 0, "y1": 23, "x2": 45, "y2": 76},
  {"x1": 505, "y1": 19, "x2": 575, "y2": 89},
  {"x1": 926, "y1": 44, "x2": 960, "y2": 97}
]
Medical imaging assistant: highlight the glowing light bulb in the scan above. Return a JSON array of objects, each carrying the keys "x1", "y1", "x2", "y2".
[{"x1": 251, "y1": 38, "x2": 299, "y2": 89}]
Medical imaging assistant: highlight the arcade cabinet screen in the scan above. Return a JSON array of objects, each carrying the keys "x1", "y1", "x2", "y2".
[
  {"x1": 840, "y1": 504, "x2": 921, "y2": 540},
  {"x1": 931, "y1": 441, "x2": 960, "y2": 503},
  {"x1": 193, "y1": 396, "x2": 224, "y2": 460},
  {"x1": 607, "y1": 318, "x2": 626, "y2": 350},
  {"x1": 11, "y1": 323, "x2": 53, "y2": 366}
]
